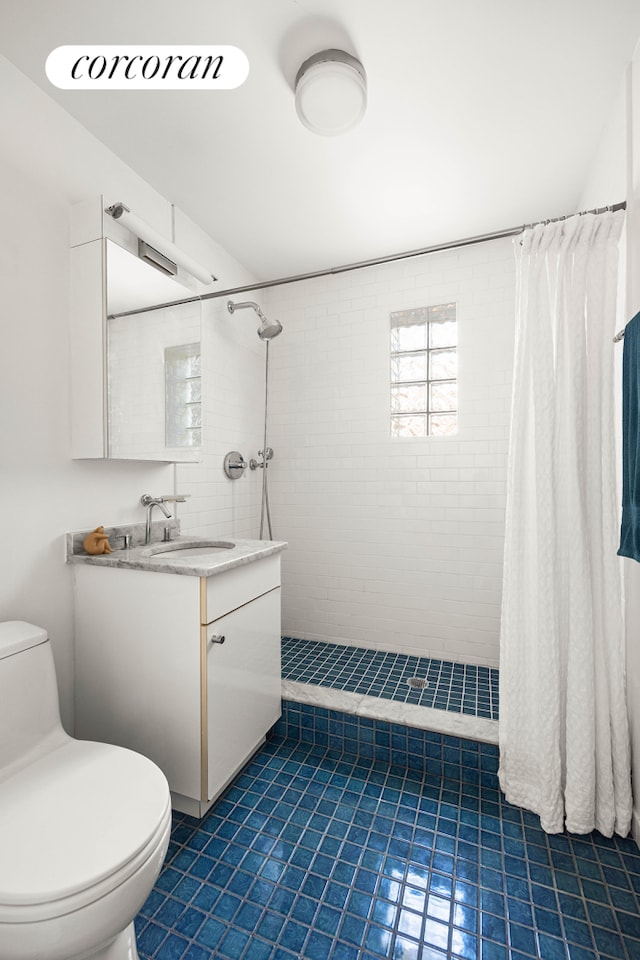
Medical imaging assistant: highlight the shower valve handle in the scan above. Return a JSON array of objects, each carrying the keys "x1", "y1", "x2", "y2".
[{"x1": 223, "y1": 452, "x2": 247, "y2": 480}]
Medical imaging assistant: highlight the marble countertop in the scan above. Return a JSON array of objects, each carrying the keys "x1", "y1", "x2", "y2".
[{"x1": 67, "y1": 535, "x2": 287, "y2": 578}]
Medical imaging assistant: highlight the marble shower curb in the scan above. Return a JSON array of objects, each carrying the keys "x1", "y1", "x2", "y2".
[{"x1": 281, "y1": 679, "x2": 499, "y2": 745}]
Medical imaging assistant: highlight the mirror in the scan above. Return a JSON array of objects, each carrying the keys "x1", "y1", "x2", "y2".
[{"x1": 105, "y1": 240, "x2": 203, "y2": 461}]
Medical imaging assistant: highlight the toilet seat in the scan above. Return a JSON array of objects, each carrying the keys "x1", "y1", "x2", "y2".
[{"x1": 0, "y1": 738, "x2": 171, "y2": 922}]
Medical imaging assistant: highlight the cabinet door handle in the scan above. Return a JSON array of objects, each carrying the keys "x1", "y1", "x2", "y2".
[{"x1": 209, "y1": 634, "x2": 226, "y2": 645}]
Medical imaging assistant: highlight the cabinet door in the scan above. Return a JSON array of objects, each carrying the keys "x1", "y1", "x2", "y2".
[{"x1": 206, "y1": 588, "x2": 281, "y2": 802}]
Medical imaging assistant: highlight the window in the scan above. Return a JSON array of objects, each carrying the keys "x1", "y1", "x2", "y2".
[
  {"x1": 165, "y1": 342, "x2": 202, "y2": 448},
  {"x1": 390, "y1": 302, "x2": 457, "y2": 437}
]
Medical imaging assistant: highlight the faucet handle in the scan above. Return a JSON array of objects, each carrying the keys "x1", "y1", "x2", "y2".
[{"x1": 140, "y1": 493, "x2": 190, "y2": 507}]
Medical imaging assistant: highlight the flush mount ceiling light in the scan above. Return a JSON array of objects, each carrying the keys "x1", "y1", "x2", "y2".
[{"x1": 295, "y1": 49, "x2": 367, "y2": 136}]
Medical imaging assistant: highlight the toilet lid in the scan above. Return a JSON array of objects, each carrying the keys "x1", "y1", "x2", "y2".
[{"x1": 0, "y1": 738, "x2": 170, "y2": 906}]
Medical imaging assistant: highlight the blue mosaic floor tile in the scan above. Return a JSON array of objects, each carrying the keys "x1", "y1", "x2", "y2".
[
  {"x1": 281, "y1": 637, "x2": 500, "y2": 721},
  {"x1": 137, "y1": 736, "x2": 640, "y2": 960}
]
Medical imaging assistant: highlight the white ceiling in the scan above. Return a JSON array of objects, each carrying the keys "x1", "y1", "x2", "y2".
[{"x1": 2, "y1": 0, "x2": 640, "y2": 280}]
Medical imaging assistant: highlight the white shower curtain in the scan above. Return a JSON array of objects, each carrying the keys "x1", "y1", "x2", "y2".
[{"x1": 499, "y1": 210, "x2": 632, "y2": 837}]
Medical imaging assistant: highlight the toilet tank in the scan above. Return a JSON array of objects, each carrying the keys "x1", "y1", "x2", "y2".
[{"x1": 0, "y1": 621, "x2": 67, "y2": 774}]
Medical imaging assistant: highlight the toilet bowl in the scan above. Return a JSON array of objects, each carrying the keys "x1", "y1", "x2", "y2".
[{"x1": 0, "y1": 621, "x2": 172, "y2": 960}]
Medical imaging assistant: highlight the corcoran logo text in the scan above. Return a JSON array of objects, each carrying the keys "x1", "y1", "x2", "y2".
[{"x1": 46, "y1": 45, "x2": 249, "y2": 90}]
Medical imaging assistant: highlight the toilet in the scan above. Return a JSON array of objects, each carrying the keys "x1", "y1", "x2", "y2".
[{"x1": 0, "y1": 621, "x2": 172, "y2": 960}]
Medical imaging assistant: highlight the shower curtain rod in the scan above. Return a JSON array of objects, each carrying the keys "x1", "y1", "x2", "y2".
[{"x1": 109, "y1": 201, "x2": 626, "y2": 319}]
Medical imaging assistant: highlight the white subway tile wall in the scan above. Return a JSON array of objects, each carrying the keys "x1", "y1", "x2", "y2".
[
  {"x1": 175, "y1": 297, "x2": 267, "y2": 540},
  {"x1": 264, "y1": 238, "x2": 516, "y2": 667}
]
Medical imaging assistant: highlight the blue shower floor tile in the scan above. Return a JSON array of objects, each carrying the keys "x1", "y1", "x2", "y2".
[
  {"x1": 281, "y1": 637, "x2": 500, "y2": 722},
  {"x1": 138, "y1": 736, "x2": 640, "y2": 960}
]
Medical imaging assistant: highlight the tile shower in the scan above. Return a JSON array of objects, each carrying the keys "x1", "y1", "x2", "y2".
[
  {"x1": 281, "y1": 637, "x2": 499, "y2": 722},
  {"x1": 263, "y1": 236, "x2": 515, "y2": 668}
]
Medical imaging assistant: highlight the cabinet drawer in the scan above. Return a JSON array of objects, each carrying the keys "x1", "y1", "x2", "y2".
[{"x1": 203, "y1": 554, "x2": 281, "y2": 624}]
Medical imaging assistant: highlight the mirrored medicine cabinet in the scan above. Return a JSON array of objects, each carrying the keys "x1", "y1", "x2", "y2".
[{"x1": 70, "y1": 198, "x2": 203, "y2": 462}]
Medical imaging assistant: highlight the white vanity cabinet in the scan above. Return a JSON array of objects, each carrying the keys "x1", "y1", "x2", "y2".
[{"x1": 73, "y1": 554, "x2": 281, "y2": 817}]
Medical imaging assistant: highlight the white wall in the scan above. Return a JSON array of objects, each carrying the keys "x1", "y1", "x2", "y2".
[
  {"x1": 579, "y1": 47, "x2": 640, "y2": 844},
  {"x1": 265, "y1": 239, "x2": 515, "y2": 667},
  {"x1": 0, "y1": 57, "x2": 261, "y2": 730}
]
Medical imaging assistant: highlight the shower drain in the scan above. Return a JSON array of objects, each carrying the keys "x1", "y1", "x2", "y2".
[{"x1": 406, "y1": 677, "x2": 430, "y2": 689}]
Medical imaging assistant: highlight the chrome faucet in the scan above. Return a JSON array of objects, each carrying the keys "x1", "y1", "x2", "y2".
[{"x1": 140, "y1": 494, "x2": 188, "y2": 544}]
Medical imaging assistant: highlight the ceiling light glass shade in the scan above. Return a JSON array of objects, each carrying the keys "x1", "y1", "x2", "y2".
[{"x1": 295, "y1": 49, "x2": 367, "y2": 136}]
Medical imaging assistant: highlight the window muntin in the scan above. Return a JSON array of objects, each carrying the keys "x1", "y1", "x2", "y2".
[
  {"x1": 165, "y1": 342, "x2": 202, "y2": 448},
  {"x1": 390, "y1": 303, "x2": 457, "y2": 437}
]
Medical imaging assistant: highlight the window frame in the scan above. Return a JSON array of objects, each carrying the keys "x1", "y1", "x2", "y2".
[{"x1": 389, "y1": 302, "x2": 457, "y2": 438}]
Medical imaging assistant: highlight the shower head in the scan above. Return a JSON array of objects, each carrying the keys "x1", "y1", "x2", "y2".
[
  {"x1": 227, "y1": 300, "x2": 283, "y2": 341},
  {"x1": 257, "y1": 315, "x2": 284, "y2": 341}
]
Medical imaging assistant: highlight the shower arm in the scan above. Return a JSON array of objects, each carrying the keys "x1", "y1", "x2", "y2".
[{"x1": 226, "y1": 299, "x2": 266, "y2": 321}]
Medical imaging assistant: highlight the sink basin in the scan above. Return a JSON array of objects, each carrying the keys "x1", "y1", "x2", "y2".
[{"x1": 146, "y1": 541, "x2": 235, "y2": 559}]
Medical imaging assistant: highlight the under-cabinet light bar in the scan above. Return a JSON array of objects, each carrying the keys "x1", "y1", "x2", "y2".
[{"x1": 105, "y1": 202, "x2": 217, "y2": 285}]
